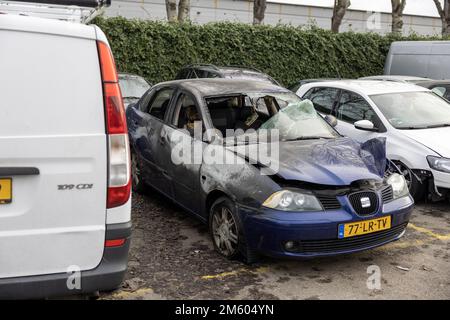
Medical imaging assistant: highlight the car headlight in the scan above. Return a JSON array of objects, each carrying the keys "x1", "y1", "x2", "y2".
[
  {"x1": 386, "y1": 173, "x2": 409, "y2": 199},
  {"x1": 262, "y1": 190, "x2": 323, "y2": 212},
  {"x1": 427, "y1": 156, "x2": 450, "y2": 173}
]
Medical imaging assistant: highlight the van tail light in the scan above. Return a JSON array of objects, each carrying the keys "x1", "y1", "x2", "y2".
[
  {"x1": 97, "y1": 40, "x2": 131, "y2": 209},
  {"x1": 105, "y1": 238, "x2": 126, "y2": 248}
]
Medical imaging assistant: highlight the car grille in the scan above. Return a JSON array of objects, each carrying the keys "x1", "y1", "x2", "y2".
[
  {"x1": 291, "y1": 223, "x2": 407, "y2": 254},
  {"x1": 348, "y1": 191, "x2": 379, "y2": 216},
  {"x1": 316, "y1": 195, "x2": 341, "y2": 210},
  {"x1": 381, "y1": 185, "x2": 394, "y2": 203}
]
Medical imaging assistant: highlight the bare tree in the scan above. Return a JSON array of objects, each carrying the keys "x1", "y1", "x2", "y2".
[
  {"x1": 433, "y1": 0, "x2": 450, "y2": 36},
  {"x1": 331, "y1": 0, "x2": 351, "y2": 33},
  {"x1": 253, "y1": 0, "x2": 267, "y2": 25},
  {"x1": 166, "y1": 0, "x2": 177, "y2": 22},
  {"x1": 178, "y1": 0, "x2": 191, "y2": 22},
  {"x1": 165, "y1": 0, "x2": 190, "y2": 22},
  {"x1": 391, "y1": 0, "x2": 406, "y2": 34}
]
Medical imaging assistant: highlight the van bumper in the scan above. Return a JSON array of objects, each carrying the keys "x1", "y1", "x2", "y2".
[{"x1": 0, "y1": 221, "x2": 131, "y2": 300}]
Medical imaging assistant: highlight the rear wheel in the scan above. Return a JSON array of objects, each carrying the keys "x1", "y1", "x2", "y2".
[
  {"x1": 209, "y1": 197, "x2": 258, "y2": 264},
  {"x1": 131, "y1": 150, "x2": 146, "y2": 194},
  {"x1": 395, "y1": 162, "x2": 425, "y2": 201}
]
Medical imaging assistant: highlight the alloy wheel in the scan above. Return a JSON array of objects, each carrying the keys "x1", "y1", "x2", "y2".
[
  {"x1": 396, "y1": 162, "x2": 412, "y2": 190},
  {"x1": 211, "y1": 206, "x2": 239, "y2": 257}
]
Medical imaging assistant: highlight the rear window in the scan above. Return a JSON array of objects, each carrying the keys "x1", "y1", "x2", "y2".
[{"x1": 0, "y1": 30, "x2": 104, "y2": 136}]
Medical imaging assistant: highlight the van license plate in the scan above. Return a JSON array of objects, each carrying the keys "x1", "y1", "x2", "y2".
[
  {"x1": 0, "y1": 178, "x2": 12, "y2": 204},
  {"x1": 338, "y1": 216, "x2": 391, "y2": 239}
]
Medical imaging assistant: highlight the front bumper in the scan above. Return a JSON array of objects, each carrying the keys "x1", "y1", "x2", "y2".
[
  {"x1": 431, "y1": 168, "x2": 450, "y2": 190},
  {"x1": 0, "y1": 221, "x2": 131, "y2": 300},
  {"x1": 241, "y1": 196, "x2": 413, "y2": 259}
]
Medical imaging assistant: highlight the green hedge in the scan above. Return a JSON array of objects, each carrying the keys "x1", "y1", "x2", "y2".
[{"x1": 93, "y1": 16, "x2": 438, "y2": 86}]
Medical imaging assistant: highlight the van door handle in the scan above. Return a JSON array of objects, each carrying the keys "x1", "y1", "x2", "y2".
[{"x1": 0, "y1": 167, "x2": 40, "y2": 177}]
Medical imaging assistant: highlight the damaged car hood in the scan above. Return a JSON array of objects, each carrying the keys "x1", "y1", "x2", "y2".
[{"x1": 229, "y1": 137, "x2": 387, "y2": 186}]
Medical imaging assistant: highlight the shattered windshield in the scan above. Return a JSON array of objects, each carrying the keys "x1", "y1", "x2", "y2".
[
  {"x1": 206, "y1": 91, "x2": 339, "y2": 144},
  {"x1": 259, "y1": 99, "x2": 340, "y2": 141}
]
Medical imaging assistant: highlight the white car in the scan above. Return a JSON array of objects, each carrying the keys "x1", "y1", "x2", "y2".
[
  {"x1": 118, "y1": 73, "x2": 152, "y2": 108},
  {"x1": 297, "y1": 80, "x2": 450, "y2": 200},
  {"x1": 358, "y1": 75, "x2": 431, "y2": 84},
  {"x1": 0, "y1": 14, "x2": 131, "y2": 298}
]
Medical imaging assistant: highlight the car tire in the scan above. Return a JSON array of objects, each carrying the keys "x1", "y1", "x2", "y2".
[
  {"x1": 395, "y1": 162, "x2": 425, "y2": 201},
  {"x1": 209, "y1": 196, "x2": 259, "y2": 264},
  {"x1": 131, "y1": 149, "x2": 146, "y2": 194}
]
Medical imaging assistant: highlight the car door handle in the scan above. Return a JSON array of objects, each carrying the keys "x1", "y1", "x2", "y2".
[
  {"x1": 0, "y1": 167, "x2": 40, "y2": 177},
  {"x1": 160, "y1": 134, "x2": 171, "y2": 145}
]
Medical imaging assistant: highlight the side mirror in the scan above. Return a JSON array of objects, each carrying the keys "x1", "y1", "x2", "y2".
[
  {"x1": 354, "y1": 120, "x2": 377, "y2": 132},
  {"x1": 324, "y1": 115, "x2": 338, "y2": 127}
]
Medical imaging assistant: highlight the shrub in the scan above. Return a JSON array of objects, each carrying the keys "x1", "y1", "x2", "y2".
[{"x1": 93, "y1": 16, "x2": 440, "y2": 86}]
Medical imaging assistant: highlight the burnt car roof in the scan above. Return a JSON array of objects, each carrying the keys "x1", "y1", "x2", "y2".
[
  {"x1": 156, "y1": 78, "x2": 290, "y2": 97},
  {"x1": 186, "y1": 64, "x2": 262, "y2": 73}
]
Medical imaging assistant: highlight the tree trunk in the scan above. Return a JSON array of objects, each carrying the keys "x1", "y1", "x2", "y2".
[
  {"x1": 391, "y1": 0, "x2": 406, "y2": 34},
  {"x1": 165, "y1": 0, "x2": 177, "y2": 23},
  {"x1": 253, "y1": 0, "x2": 267, "y2": 25},
  {"x1": 178, "y1": 0, "x2": 190, "y2": 22},
  {"x1": 331, "y1": 0, "x2": 351, "y2": 33},
  {"x1": 433, "y1": 0, "x2": 450, "y2": 36}
]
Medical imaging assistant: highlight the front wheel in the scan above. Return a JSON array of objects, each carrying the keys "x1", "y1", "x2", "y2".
[
  {"x1": 209, "y1": 197, "x2": 258, "y2": 264},
  {"x1": 395, "y1": 162, "x2": 426, "y2": 201}
]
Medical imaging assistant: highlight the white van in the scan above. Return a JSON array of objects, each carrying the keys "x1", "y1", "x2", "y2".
[
  {"x1": 0, "y1": 14, "x2": 131, "y2": 298},
  {"x1": 384, "y1": 41, "x2": 450, "y2": 80}
]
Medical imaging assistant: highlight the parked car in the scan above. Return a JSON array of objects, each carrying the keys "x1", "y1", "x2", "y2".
[
  {"x1": 0, "y1": 14, "x2": 131, "y2": 299},
  {"x1": 175, "y1": 64, "x2": 280, "y2": 86},
  {"x1": 127, "y1": 78, "x2": 413, "y2": 262},
  {"x1": 118, "y1": 73, "x2": 151, "y2": 108},
  {"x1": 384, "y1": 41, "x2": 450, "y2": 79},
  {"x1": 359, "y1": 75, "x2": 431, "y2": 84},
  {"x1": 416, "y1": 80, "x2": 450, "y2": 100},
  {"x1": 296, "y1": 80, "x2": 450, "y2": 201},
  {"x1": 288, "y1": 78, "x2": 344, "y2": 92}
]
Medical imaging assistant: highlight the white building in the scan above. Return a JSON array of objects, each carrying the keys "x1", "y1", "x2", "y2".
[{"x1": 105, "y1": 0, "x2": 445, "y2": 36}]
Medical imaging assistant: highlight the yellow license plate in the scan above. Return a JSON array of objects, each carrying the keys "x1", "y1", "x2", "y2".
[
  {"x1": 0, "y1": 178, "x2": 12, "y2": 204},
  {"x1": 338, "y1": 216, "x2": 391, "y2": 239}
]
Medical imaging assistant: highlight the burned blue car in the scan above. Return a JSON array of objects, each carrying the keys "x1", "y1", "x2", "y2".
[{"x1": 126, "y1": 79, "x2": 413, "y2": 263}]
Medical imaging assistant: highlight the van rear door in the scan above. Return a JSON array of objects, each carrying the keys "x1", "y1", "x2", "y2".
[{"x1": 0, "y1": 17, "x2": 107, "y2": 278}]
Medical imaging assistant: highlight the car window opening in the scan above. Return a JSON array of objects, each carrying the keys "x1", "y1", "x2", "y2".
[
  {"x1": 172, "y1": 94, "x2": 204, "y2": 137},
  {"x1": 205, "y1": 93, "x2": 339, "y2": 143}
]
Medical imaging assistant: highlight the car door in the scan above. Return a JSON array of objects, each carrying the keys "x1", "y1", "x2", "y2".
[
  {"x1": 335, "y1": 90, "x2": 383, "y2": 142},
  {"x1": 303, "y1": 87, "x2": 340, "y2": 116},
  {"x1": 160, "y1": 91, "x2": 204, "y2": 215},
  {"x1": 129, "y1": 86, "x2": 175, "y2": 197}
]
